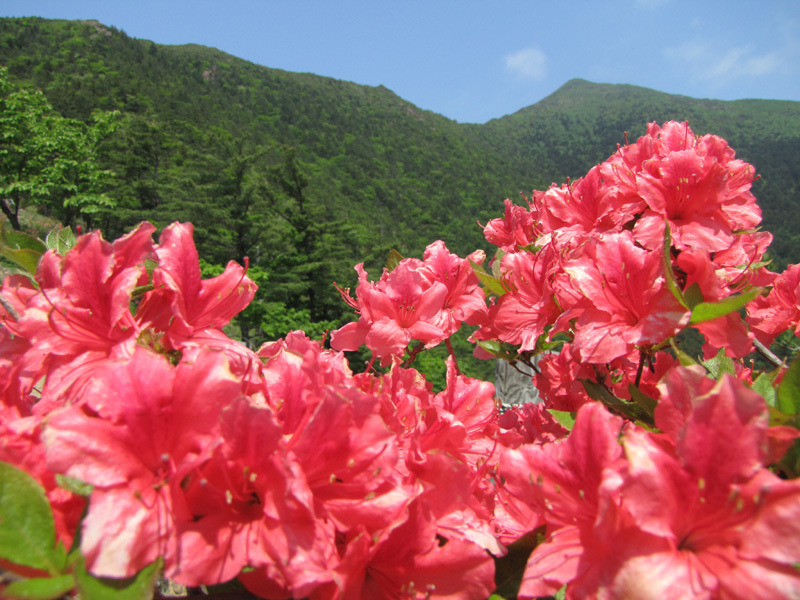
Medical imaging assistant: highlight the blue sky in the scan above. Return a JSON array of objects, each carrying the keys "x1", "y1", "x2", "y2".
[{"x1": 2, "y1": 0, "x2": 799, "y2": 123}]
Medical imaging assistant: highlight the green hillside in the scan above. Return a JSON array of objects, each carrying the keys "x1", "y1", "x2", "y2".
[
  {"x1": 2, "y1": 16, "x2": 800, "y2": 366},
  {"x1": 484, "y1": 78, "x2": 800, "y2": 265},
  {"x1": 0, "y1": 17, "x2": 510, "y2": 259}
]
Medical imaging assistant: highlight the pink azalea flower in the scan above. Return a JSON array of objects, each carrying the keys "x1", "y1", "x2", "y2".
[
  {"x1": 0, "y1": 408, "x2": 85, "y2": 550},
  {"x1": 260, "y1": 333, "x2": 425, "y2": 593},
  {"x1": 331, "y1": 261, "x2": 448, "y2": 361},
  {"x1": 562, "y1": 231, "x2": 689, "y2": 363},
  {"x1": 424, "y1": 359, "x2": 504, "y2": 554},
  {"x1": 0, "y1": 275, "x2": 38, "y2": 414},
  {"x1": 15, "y1": 224, "x2": 156, "y2": 402},
  {"x1": 358, "y1": 361, "x2": 505, "y2": 558},
  {"x1": 598, "y1": 120, "x2": 762, "y2": 259},
  {"x1": 604, "y1": 349, "x2": 678, "y2": 403},
  {"x1": 177, "y1": 397, "x2": 327, "y2": 591},
  {"x1": 633, "y1": 150, "x2": 735, "y2": 252},
  {"x1": 283, "y1": 384, "x2": 407, "y2": 536},
  {"x1": 501, "y1": 368, "x2": 800, "y2": 598},
  {"x1": 483, "y1": 197, "x2": 539, "y2": 252},
  {"x1": 43, "y1": 347, "x2": 241, "y2": 579},
  {"x1": 496, "y1": 402, "x2": 569, "y2": 448},
  {"x1": 711, "y1": 230, "x2": 774, "y2": 289},
  {"x1": 746, "y1": 263, "x2": 800, "y2": 345},
  {"x1": 28, "y1": 223, "x2": 154, "y2": 353},
  {"x1": 539, "y1": 164, "x2": 644, "y2": 239},
  {"x1": 420, "y1": 241, "x2": 488, "y2": 334},
  {"x1": 674, "y1": 249, "x2": 756, "y2": 358},
  {"x1": 499, "y1": 402, "x2": 635, "y2": 598},
  {"x1": 432, "y1": 357, "x2": 497, "y2": 443},
  {"x1": 615, "y1": 367, "x2": 800, "y2": 599},
  {"x1": 532, "y1": 343, "x2": 594, "y2": 411},
  {"x1": 630, "y1": 128, "x2": 760, "y2": 254},
  {"x1": 493, "y1": 403, "x2": 569, "y2": 545},
  {"x1": 306, "y1": 500, "x2": 495, "y2": 600},
  {"x1": 136, "y1": 222, "x2": 257, "y2": 346},
  {"x1": 479, "y1": 246, "x2": 561, "y2": 351}
]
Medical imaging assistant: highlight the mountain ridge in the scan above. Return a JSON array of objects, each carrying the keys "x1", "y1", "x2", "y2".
[{"x1": 1, "y1": 16, "x2": 799, "y2": 268}]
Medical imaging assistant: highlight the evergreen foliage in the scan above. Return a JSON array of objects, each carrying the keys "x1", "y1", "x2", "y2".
[{"x1": 1, "y1": 16, "x2": 799, "y2": 384}]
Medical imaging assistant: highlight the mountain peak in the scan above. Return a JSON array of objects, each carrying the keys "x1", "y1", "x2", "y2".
[
  {"x1": 553, "y1": 78, "x2": 596, "y2": 92},
  {"x1": 542, "y1": 78, "x2": 673, "y2": 103}
]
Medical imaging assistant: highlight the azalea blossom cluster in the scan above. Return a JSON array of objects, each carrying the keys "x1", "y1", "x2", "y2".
[
  {"x1": 331, "y1": 240, "x2": 488, "y2": 362},
  {"x1": 500, "y1": 369, "x2": 800, "y2": 598},
  {"x1": 327, "y1": 121, "x2": 800, "y2": 597},
  {"x1": 1, "y1": 121, "x2": 800, "y2": 599},
  {"x1": 328, "y1": 123, "x2": 792, "y2": 412},
  {"x1": 475, "y1": 120, "x2": 779, "y2": 407},
  {"x1": 0, "y1": 222, "x2": 529, "y2": 598}
]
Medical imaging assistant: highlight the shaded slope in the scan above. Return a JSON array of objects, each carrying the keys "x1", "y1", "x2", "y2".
[{"x1": 1, "y1": 19, "x2": 799, "y2": 267}]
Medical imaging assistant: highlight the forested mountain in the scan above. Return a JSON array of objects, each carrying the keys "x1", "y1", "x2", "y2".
[
  {"x1": 2, "y1": 16, "x2": 800, "y2": 359},
  {"x1": 484, "y1": 78, "x2": 800, "y2": 266}
]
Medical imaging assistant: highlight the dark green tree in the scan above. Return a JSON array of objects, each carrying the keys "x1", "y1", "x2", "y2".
[
  {"x1": 93, "y1": 112, "x2": 180, "y2": 237},
  {"x1": 177, "y1": 127, "x2": 271, "y2": 265},
  {"x1": 263, "y1": 147, "x2": 366, "y2": 323}
]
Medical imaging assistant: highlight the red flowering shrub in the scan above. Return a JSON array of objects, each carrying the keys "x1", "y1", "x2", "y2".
[{"x1": 2, "y1": 121, "x2": 799, "y2": 599}]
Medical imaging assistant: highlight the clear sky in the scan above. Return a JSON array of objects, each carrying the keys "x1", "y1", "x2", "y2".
[{"x1": 2, "y1": 0, "x2": 799, "y2": 123}]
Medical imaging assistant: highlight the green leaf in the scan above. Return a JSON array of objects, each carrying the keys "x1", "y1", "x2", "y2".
[
  {"x1": 582, "y1": 379, "x2": 620, "y2": 405},
  {"x1": 491, "y1": 248, "x2": 506, "y2": 278},
  {"x1": 475, "y1": 340, "x2": 517, "y2": 361},
  {"x1": 683, "y1": 281, "x2": 704, "y2": 309},
  {"x1": 752, "y1": 372, "x2": 778, "y2": 408},
  {"x1": 548, "y1": 409, "x2": 576, "y2": 431},
  {"x1": 777, "y1": 357, "x2": 800, "y2": 416},
  {"x1": 469, "y1": 259, "x2": 506, "y2": 296},
  {"x1": 143, "y1": 258, "x2": 159, "y2": 279},
  {"x1": 701, "y1": 348, "x2": 736, "y2": 380},
  {"x1": 54, "y1": 474, "x2": 94, "y2": 497},
  {"x1": 689, "y1": 287, "x2": 765, "y2": 324},
  {"x1": 628, "y1": 384, "x2": 657, "y2": 417},
  {"x1": 581, "y1": 380, "x2": 648, "y2": 422},
  {"x1": 1, "y1": 225, "x2": 46, "y2": 254},
  {"x1": 517, "y1": 243, "x2": 542, "y2": 254},
  {"x1": 0, "y1": 575, "x2": 75, "y2": 600},
  {"x1": 669, "y1": 338, "x2": 698, "y2": 367},
  {"x1": 0, "y1": 461, "x2": 63, "y2": 574},
  {"x1": 532, "y1": 329, "x2": 565, "y2": 354},
  {"x1": 384, "y1": 249, "x2": 403, "y2": 272},
  {"x1": 776, "y1": 439, "x2": 800, "y2": 479},
  {"x1": 662, "y1": 222, "x2": 688, "y2": 309},
  {"x1": 0, "y1": 247, "x2": 42, "y2": 275},
  {"x1": 492, "y1": 528, "x2": 543, "y2": 599},
  {"x1": 44, "y1": 226, "x2": 77, "y2": 255},
  {"x1": 0, "y1": 221, "x2": 45, "y2": 275},
  {"x1": 767, "y1": 405, "x2": 796, "y2": 428},
  {"x1": 476, "y1": 339, "x2": 502, "y2": 355},
  {"x1": 73, "y1": 556, "x2": 161, "y2": 600}
]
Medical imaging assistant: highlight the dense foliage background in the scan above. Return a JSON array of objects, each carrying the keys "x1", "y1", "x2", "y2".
[{"x1": 2, "y1": 16, "x2": 800, "y2": 383}]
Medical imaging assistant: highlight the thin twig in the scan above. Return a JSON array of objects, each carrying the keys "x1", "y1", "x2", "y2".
[
  {"x1": 509, "y1": 361, "x2": 537, "y2": 377},
  {"x1": 754, "y1": 338, "x2": 784, "y2": 369},
  {"x1": 634, "y1": 350, "x2": 646, "y2": 387},
  {"x1": 404, "y1": 341, "x2": 424, "y2": 369}
]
